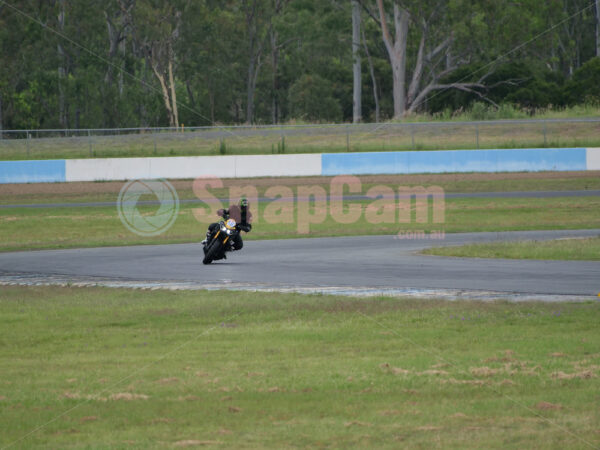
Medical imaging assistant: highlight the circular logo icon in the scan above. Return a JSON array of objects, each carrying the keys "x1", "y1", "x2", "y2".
[{"x1": 117, "y1": 179, "x2": 179, "y2": 236}]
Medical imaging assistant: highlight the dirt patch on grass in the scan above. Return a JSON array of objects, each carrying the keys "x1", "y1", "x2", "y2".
[
  {"x1": 150, "y1": 418, "x2": 175, "y2": 424},
  {"x1": 109, "y1": 392, "x2": 149, "y2": 401},
  {"x1": 470, "y1": 367, "x2": 499, "y2": 377},
  {"x1": 441, "y1": 378, "x2": 486, "y2": 386},
  {"x1": 380, "y1": 363, "x2": 410, "y2": 375},
  {"x1": 156, "y1": 377, "x2": 180, "y2": 384},
  {"x1": 536, "y1": 401, "x2": 562, "y2": 410},
  {"x1": 484, "y1": 350, "x2": 516, "y2": 363},
  {"x1": 174, "y1": 440, "x2": 223, "y2": 447},
  {"x1": 415, "y1": 425, "x2": 442, "y2": 431},
  {"x1": 178, "y1": 395, "x2": 201, "y2": 401},
  {"x1": 345, "y1": 421, "x2": 371, "y2": 427},
  {"x1": 551, "y1": 370, "x2": 596, "y2": 380},
  {"x1": 63, "y1": 391, "x2": 108, "y2": 401},
  {"x1": 380, "y1": 409, "x2": 401, "y2": 416},
  {"x1": 79, "y1": 416, "x2": 98, "y2": 423},
  {"x1": 267, "y1": 386, "x2": 286, "y2": 393},
  {"x1": 431, "y1": 363, "x2": 450, "y2": 369}
]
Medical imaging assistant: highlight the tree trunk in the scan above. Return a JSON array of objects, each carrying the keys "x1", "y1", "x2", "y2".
[
  {"x1": 0, "y1": 92, "x2": 3, "y2": 139},
  {"x1": 168, "y1": 52, "x2": 179, "y2": 128},
  {"x1": 104, "y1": 12, "x2": 119, "y2": 85},
  {"x1": 362, "y1": 29, "x2": 379, "y2": 122},
  {"x1": 596, "y1": 0, "x2": 600, "y2": 57},
  {"x1": 140, "y1": 58, "x2": 150, "y2": 128},
  {"x1": 376, "y1": 0, "x2": 408, "y2": 118},
  {"x1": 186, "y1": 80, "x2": 196, "y2": 108},
  {"x1": 118, "y1": 36, "x2": 125, "y2": 96},
  {"x1": 246, "y1": 53, "x2": 256, "y2": 124},
  {"x1": 270, "y1": 26, "x2": 280, "y2": 124},
  {"x1": 352, "y1": 0, "x2": 362, "y2": 123},
  {"x1": 57, "y1": 0, "x2": 67, "y2": 128},
  {"x1": 152, "y1": 64, "x2": 175, "y2": 127}
]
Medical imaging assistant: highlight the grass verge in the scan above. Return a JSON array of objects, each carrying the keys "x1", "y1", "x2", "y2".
[
  {"x1": 1, "y1": 195, "x2": 599, "y2": 252},
  {"x1": 2, "y1": 170, "x2": 600, "y2": 252},
  {"x1": 423, "y1": 236, "x2": 600, "y2": 261},
  {"x1": 0, "y1": 285, "x2": 599, "y2": 448}
]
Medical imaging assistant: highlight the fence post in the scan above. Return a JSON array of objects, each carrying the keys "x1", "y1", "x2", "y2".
[
  {"x1": 26, "y1": 130, "x2": 30, "y2": 157},
  {"x1": 543, "y1": 121, "x2": 547, "y2": 147},
  {"x1": 475, "y1": 123, "x2": 479, "y2": 149},
  {"x1": 346, "y1": 126, "x2": 350, "y2": 151},
  {"x1": 411, "y1": 125, "x2": 415, "y2": 150},
  {"x1": 88, "y1": 129, "x2": 92, "y2": 157}
]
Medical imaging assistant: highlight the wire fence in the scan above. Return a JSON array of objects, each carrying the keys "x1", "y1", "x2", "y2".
[{"x1": 1, "y1": 119, "x2": 599, "y2": 160}]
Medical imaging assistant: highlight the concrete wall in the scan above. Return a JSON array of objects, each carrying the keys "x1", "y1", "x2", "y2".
[
  {"x1": 587, "y1": 147, "x2": 600, "y2": 170},
  {"x1": 1, "y1": 148, "x2": 598, "y2": 184},
  {"x1": 322, "y1": 148, "x2": 588, "y2": 176},
  {"x1": 64, "y1": 154, "x2": 322, "y2": 182}
]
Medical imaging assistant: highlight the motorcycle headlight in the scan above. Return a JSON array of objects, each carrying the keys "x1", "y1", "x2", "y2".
[{"x1": 226, "y1": 229, "x2": 232, "y2": 235}]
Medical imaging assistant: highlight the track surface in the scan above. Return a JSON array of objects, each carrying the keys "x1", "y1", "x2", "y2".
[{"x1": 1, "y1": 229, "x2": 599, "y2": 299}]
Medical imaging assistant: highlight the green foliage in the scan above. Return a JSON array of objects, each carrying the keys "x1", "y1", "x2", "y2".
[
  {"x1": 218, "y1": 138, "x2": 227, "y2": 155},
  {"x1": 0, "y1": 0, "x2": 598, "y2": 128},
  {"x1": 564, "y1": 57, "x2": 600, "y2": 105},
  {"x1": 288, "y1": 74, "x2": 342, "y2": 122}
]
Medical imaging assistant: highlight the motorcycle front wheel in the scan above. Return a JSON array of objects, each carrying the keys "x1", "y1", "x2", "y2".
[{"x1": 202, "y1": 239, "x2": 223, "y2": 265}]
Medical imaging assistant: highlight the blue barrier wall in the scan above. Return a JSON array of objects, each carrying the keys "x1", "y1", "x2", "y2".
[
  {"x1": 0, "y1": 160, "x2": 66, "y2": 183},
  {"x1": 322, "y1": 148, "x2": 587, "y2": 175}
]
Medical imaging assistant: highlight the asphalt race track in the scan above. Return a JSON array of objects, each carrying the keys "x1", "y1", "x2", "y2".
[{"x1": 1, "y1": 229, "x2": 599, "y2": 301}]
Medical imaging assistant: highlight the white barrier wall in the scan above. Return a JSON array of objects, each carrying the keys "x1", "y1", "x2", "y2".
[
  {"x1": 65, "y1": 154, "x2": 322, "y2": 182},
  {"x1": 587, "y1": 148, "x2": 600, "y2": 171}
]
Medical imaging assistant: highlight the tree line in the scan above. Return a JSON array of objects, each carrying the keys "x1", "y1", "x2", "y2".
[{"x1": 0, "y1": 0, "x2": 599, "y2": 131}]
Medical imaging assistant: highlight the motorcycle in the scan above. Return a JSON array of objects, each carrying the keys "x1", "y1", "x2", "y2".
[{"x1": 202, "y1": 217, "x2": 240, "y2": 265}]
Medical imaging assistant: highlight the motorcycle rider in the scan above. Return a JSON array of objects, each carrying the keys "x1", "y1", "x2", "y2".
[{"x1": 202, "y1": 197, "x2": 252, "y2": 251}]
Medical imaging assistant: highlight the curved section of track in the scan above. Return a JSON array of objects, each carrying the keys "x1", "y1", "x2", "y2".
[{"x1": 1, "y1": 229, "x2": 599, "y2": 301}]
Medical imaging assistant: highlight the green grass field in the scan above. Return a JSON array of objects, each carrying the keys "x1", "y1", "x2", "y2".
[
  {"x1": 423, "y1": 236, "x2": 600, "y2": 261},
  {"x1": 1, "y1": 286, "x2": 599, "y2": 448},
  {"x1": 2, "y1": 174, "x2": 599, "y2": 252},
  {"x1": 2, "y1": 195, "x2": 599, "y2": 252},
  {"x1": 1, "y1": 172, "x2": 599, "y2": 447}
]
